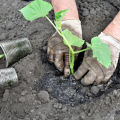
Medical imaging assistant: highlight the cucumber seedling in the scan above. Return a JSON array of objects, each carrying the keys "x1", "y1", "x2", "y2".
[{"x1": 20, "y1": 0, "x2": 112, "y2": 74}]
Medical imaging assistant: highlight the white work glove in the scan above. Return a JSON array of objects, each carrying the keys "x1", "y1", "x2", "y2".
[{"x1": 74, "y1": 32, "x2": 120, "y2": 85}]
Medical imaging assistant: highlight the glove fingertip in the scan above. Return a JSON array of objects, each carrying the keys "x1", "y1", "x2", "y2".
[
  {"x1": 81, "y1": 77, "x2": 95, "y2": 86},
  {"x1": 73, "y1": 72, "x2": 80, "y2": 80},
  {"x1": 55, "y1": 63, "x2": 64, "y2": 72},
  {"x1": 64, "y1": 67, "x2": 70, "y2": 77},
  {"x1": 81, "y1": 79, "x2": 89, "y2": 86}
]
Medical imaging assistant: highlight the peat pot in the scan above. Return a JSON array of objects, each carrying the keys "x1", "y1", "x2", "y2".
[
  {"x1": 0, "y1": 38, "x2": 32, "y2": 68},
  {"x1": 0, "y1": 68, "x2": 18, "y2": 87}
]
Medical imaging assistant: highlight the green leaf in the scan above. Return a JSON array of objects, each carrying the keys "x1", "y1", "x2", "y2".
[
  {"x1": 87, "y1": 37, "x2": 112, "y2": 68},
  {"x1": 19, "y1": 0, "x2": 53, "y2": 21},
  {"x1": 63, "y1": 29, "x2": 84, "y2": 47},
  {"x1": 55, "y1": 9, "x2": 69, "y2": 21}
]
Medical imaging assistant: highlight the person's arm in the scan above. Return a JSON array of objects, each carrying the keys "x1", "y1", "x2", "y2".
[
  {"x1": 104, "y1": 12, "x2": 120, "y2": 42},
  {"x1": 52, "y1": 0, "x2": 79, "y2": 20}
]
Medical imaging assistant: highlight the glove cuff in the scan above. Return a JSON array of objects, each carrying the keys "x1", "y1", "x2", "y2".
[
  {"x1": 61, "y1": 20, "x2": 82, "y2": 38},
  {"x1": 99, "y1": 32, "x2": 120, "y2": 52}
]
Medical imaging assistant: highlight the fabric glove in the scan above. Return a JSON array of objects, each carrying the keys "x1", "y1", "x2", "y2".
[
  {"x1": 74, "y1": 32, "x2": 120, "y2": 85},
  {"x1": 47, "y1": 20, "x2": 82, "y2": 77}
]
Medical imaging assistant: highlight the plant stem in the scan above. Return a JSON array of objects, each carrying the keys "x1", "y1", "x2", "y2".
[
  {"x1": 71, "y1": 53, "x2": 75, "y2": 74},
  {"x1": 73, "y1": 47, "x2": 91, "y2": 54},
  {"x1": 0, "y1": 54, "x2": 4, "y2": 59},
  {"x1": 45, "y1": 16, "x2": 74, "y2": 53},
  {"x1": 45, "y1": 16, "x2": 61, "y2": 35}
]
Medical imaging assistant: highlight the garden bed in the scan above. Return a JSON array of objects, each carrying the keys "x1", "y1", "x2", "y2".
[{"x1": 0, "y1": 0, "x2": 120, "y2": 120}]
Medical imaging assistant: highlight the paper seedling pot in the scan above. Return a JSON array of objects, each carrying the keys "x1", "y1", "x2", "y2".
[
  {"x1": 0, "y1": 38, "x2": 32, "y2": 68},
  {"x1": 0, "y1": 68, "x2": 18, "y2": 87}
]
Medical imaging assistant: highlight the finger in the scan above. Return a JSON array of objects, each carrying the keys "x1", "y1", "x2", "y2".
[
  {"x1": 54, "y1": 53, "x2": 64, "y2": 72},
  {"x1": 47, "y1": 48, "x2": 54, "y2": 63},
  {"x1": 95, "y1": 68, "x2": 104, "y2": 84},
  {"x1": 85, "y1": 57, "x2": 104, "y2": 84},
  {"x1": 64, "y1": 52, "x2": 70, "y2": 77},
  {"x1": 81, "y1": 70, "x2": 96, "y2": 86},
  {"x1": 74, "y1": 62, "x2": 88, "y2": 80}
]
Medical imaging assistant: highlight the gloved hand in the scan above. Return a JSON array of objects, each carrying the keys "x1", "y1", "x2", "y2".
[
  {"x1": 47, "y1": 20, "x2": 82, "y2": 77},
  {"x1": 74, "y1": 32, "x2": 120, "y2": 85}
]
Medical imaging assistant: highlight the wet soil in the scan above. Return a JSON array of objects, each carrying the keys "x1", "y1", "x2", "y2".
[{"x1": 0, "y1": 0, "x2": 120, "y2": 120}]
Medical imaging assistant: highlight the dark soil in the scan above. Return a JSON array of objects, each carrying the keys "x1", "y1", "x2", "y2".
[
  {"x1": 0, "y1": 0, "x2": 120, "y2": 120},
  {"x1": 34, "y1": 59, "x2": 120, "y2": 106}
]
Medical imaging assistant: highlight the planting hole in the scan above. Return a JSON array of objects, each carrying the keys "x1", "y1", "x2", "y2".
[{"x1": 34, "y1": 51, "x2": 120, "y2": 106}]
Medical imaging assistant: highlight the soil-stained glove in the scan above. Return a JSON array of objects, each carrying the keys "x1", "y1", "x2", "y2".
[
  {"x1": 74, "y1": 32, "x2": 120, "y2": 85},
  {"x1": 47, "y1": 20, "x2": 82, "y2": 77}
]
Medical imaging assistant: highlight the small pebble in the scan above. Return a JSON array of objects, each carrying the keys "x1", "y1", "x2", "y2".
[
  {"x1": 0, "y1": 33, "x2": 8, "y2": 40},
  {"x1": 38, "y1": 91, "x2": 50, "y2": 103},
  {"x1": 53, "y1": 103, "x2": 62, "y2": 109},
  {"x1": 21, "y1": 90, "x2": 27, "y2": 96},
  {"x1": 113, "y1": 90, "x2": 118, "y2": 97},
  {"x1": 47, "y1": 88, "x2": 53, "y2": 93},
  {"x1": 87, "y1": 110, "x2": 92, "y2": 117},
  {"x1": 90, "y1": 9, "x2": 96, "y2": 15},
  {"x1": 62, "y1": 106, "x2": 67, "y2": 112},
  {"x1": 19, "y1": 97, "x2": 26, "y2": 103},
  {"x1": 91, "y1": 86, "x2": 100, "y2": 95},
  {"x1": 105, "y1": 96, "x2": 111, "y2": 105},
  {"x1": 97, "y1": 85, "x2": 104, "y2": 90},
  {"x1": 80, "y1": 112, "x2": 86, "y2": 119},
  {"x1": 30, "y1": 109, "x2": 35, "y2": 113}
]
